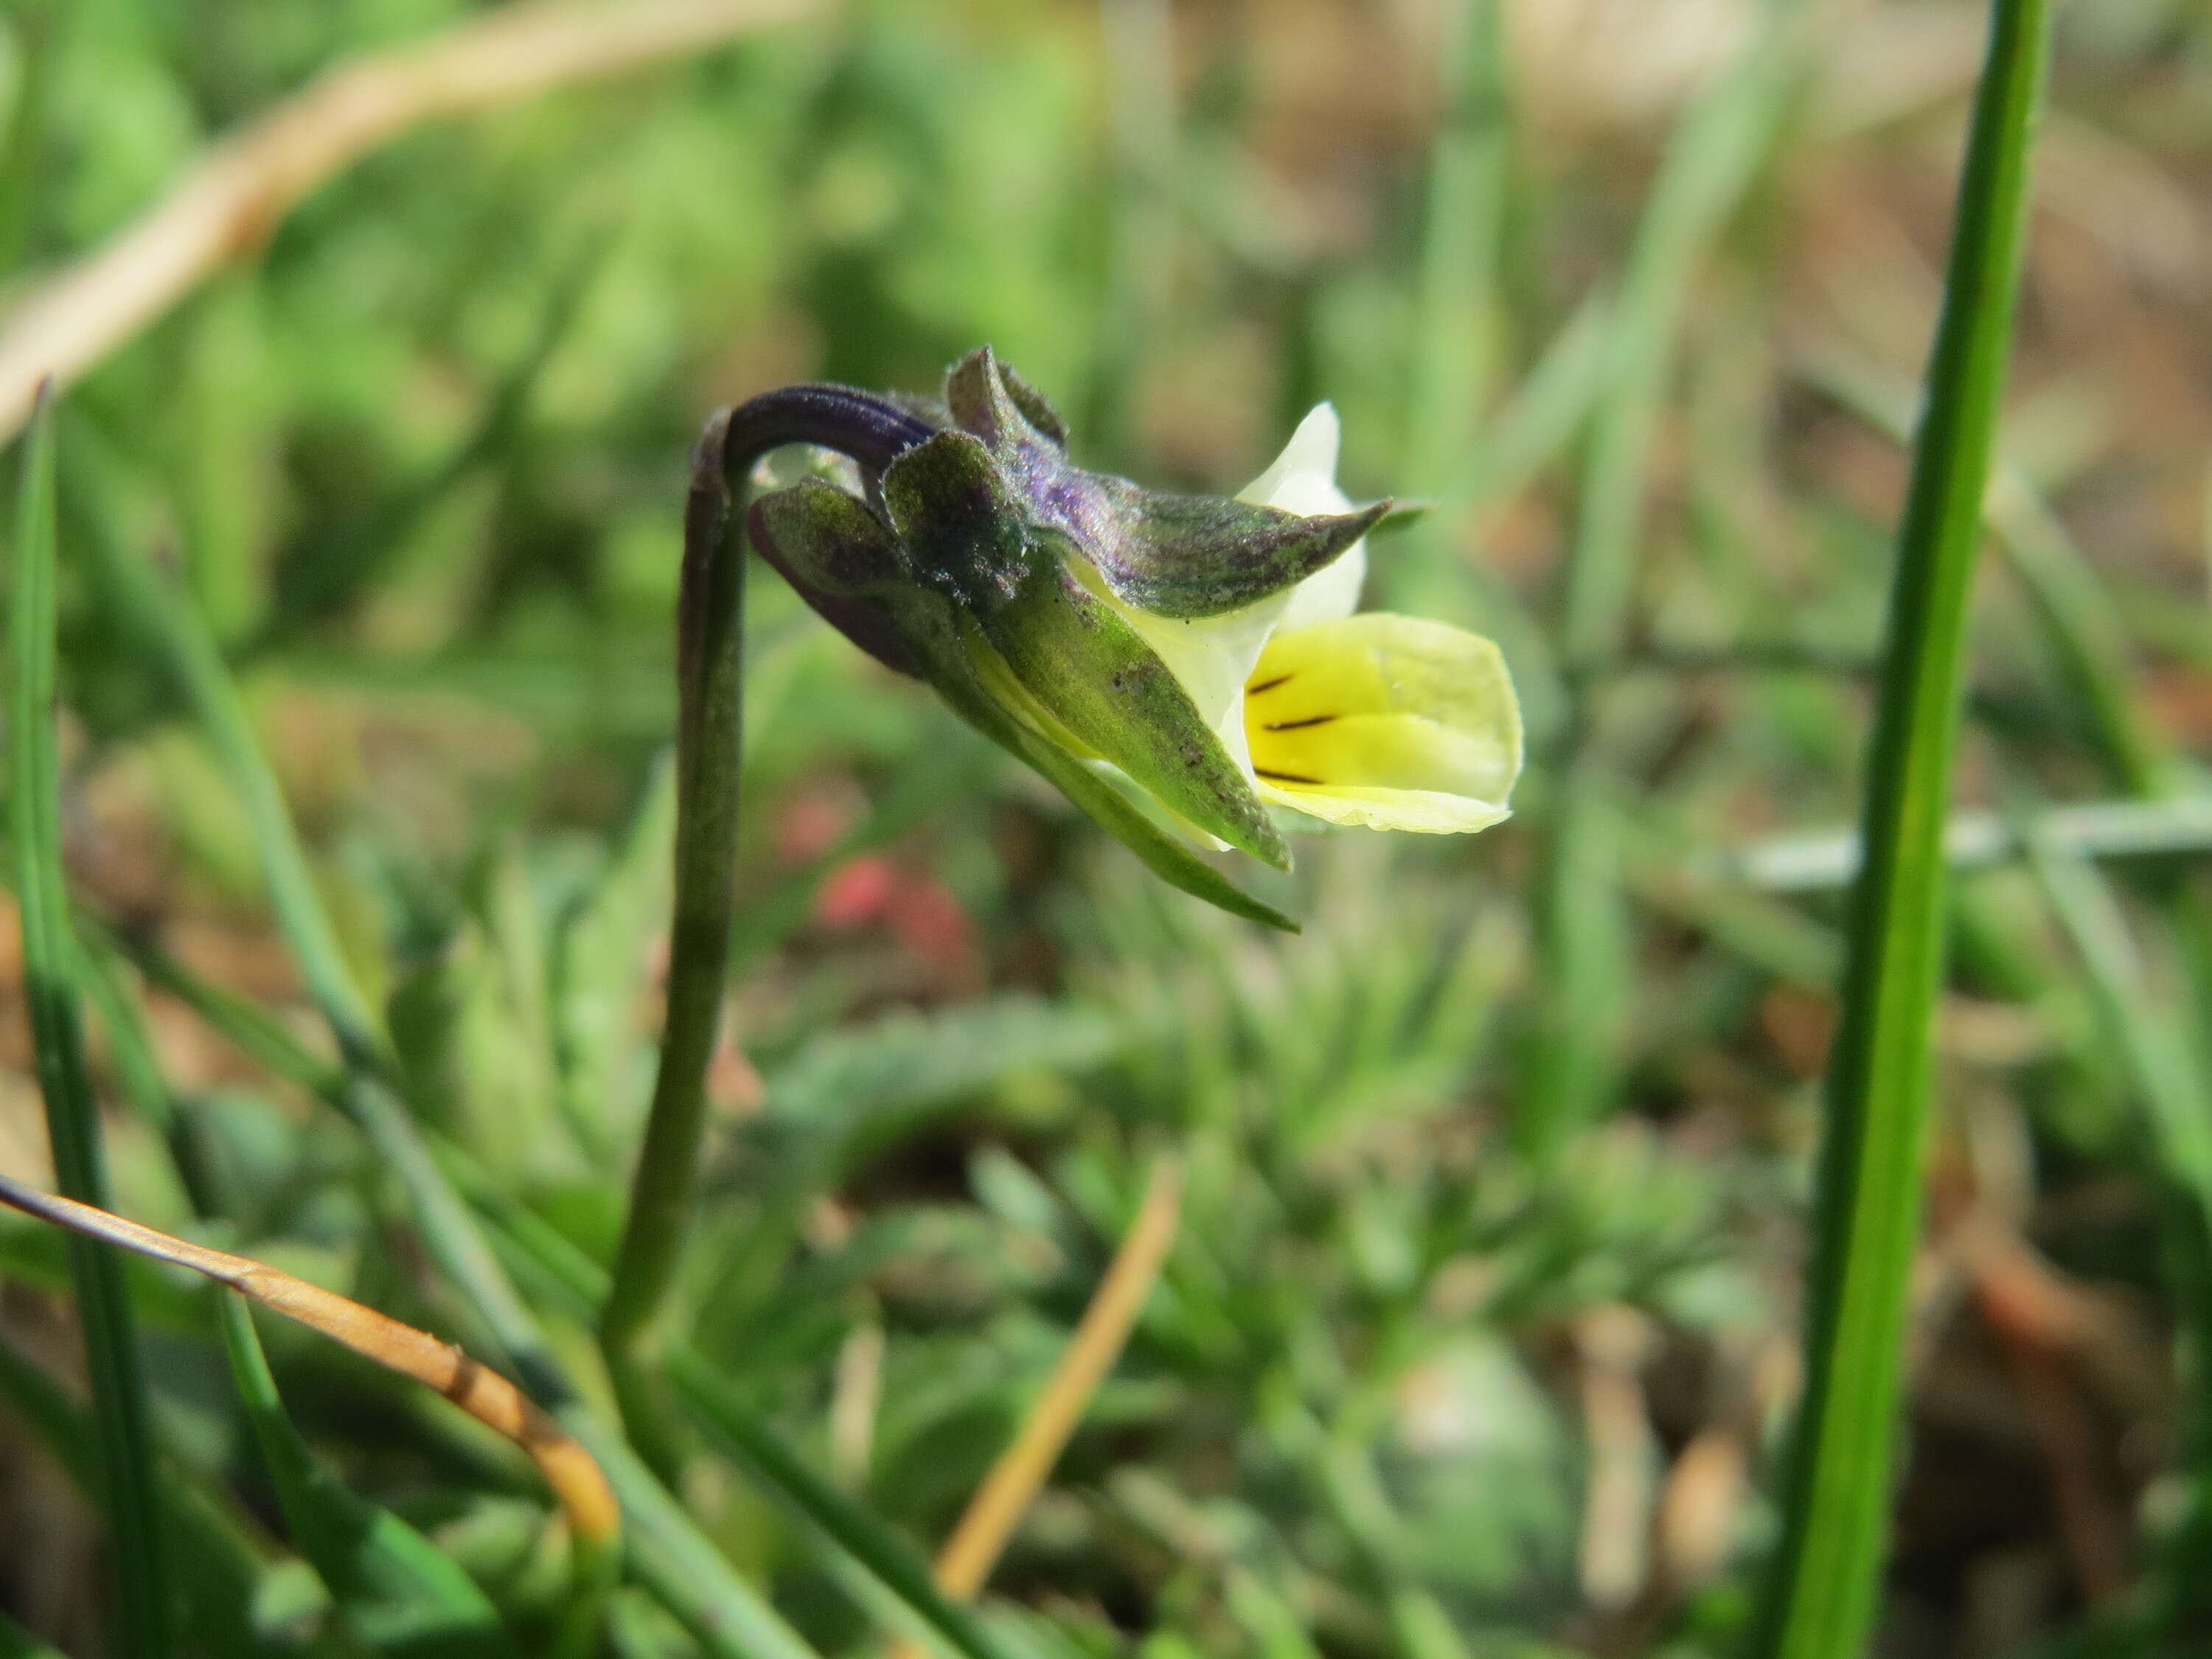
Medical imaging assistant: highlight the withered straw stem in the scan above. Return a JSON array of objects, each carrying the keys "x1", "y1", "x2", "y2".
[
  {"x1": 0, "y1": 0, "x2": 816, "y2": 444},
  {"x1": 886, "y1": 1154, "x2": 1180, "y2": 1659},
  {"x1": 0, "y1": 1169, "x2": 619, "y2": 1547}
]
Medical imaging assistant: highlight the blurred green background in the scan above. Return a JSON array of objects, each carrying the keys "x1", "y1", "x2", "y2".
[{"x1": 6, "y1": 1, "x2": 2212, "y2": 1655}]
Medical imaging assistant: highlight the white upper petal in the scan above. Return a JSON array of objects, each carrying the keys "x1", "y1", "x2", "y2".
[
  {"x1": 1239, "y1": 403, "x2": 1366, "y2": 632},
  {"x1": 1238, "y1": 403, "x2": 1345, "y2": 512}
]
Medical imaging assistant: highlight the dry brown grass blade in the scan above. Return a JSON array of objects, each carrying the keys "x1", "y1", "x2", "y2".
[
  {"x1": 0, "y1": 1169, "x2": 619, "y2": 1546},
  {"x1": 0, "y1": 0, "x2": 817, "y2": 443},
  {"x1": 887, "y1": 1155, "x2": 1180, "y2": 1659}
]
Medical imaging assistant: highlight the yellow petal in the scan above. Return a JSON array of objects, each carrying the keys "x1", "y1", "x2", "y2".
[
  {"x1": 1256, "y1": 784, "x2": 1511, "y2": 834},
  {"x1": 1244, "y1": 613, "x2": 1521, "y2": 834}
]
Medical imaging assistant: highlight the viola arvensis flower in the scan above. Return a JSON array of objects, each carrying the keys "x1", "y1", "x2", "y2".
[{"x1": 743, "y1": 347, "x2": 1521, "y2": 928}]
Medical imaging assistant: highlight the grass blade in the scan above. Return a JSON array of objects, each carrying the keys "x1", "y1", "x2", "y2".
[
  {"x1": 1750, "y1": 5, "x2": 2057, "y2": 1653},
  {"x1": 1556, "y1": 24, "x2": 1795, "y2": 672},
  {"x1": 0, "y1": 1610, "x2": 66, "y2": 1659},
  {"x1": 2033, "y1": 841, "x2": 2212, "y2": 1222},
  {"x1": 1713, "y1": 795, "x2": 2212, "y2": 893},
  {"x1": 0, "y1": 1335, "x2": 283, "y2": 1656},
  {"x1": 1526, "y1": 23, "x2": 1796, "y2": 1153},
  {"x1": 554, "y1": 754, "x2": 676, "y2": 1164},
  {"x1": 2032, "y1": 836, "x2": 2212, "y2": 1632},
  {"x1": 217, "y1": 1293, "x2": 520, "y2": 1659},
  {"x1": 669, "y1": 1352, "x2": 1022, "y2": 1659},
  {"x1": 1405, "y1": 0, "x2": 1509, "y2": 497},
  {"x1": 1799, "y1": 347, "x2": 2171, "y2": 796},
  {"x1": 7, "y1": 389, "x2": 173, "y2": 1659},
  {"x1": 428, "y1": 1161, "x2": 1035, "y2": 1659}
]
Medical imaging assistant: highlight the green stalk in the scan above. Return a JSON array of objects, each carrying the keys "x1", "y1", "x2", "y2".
[
  {"x1": 600, "y1": 391, "x2": 931, "y2": 1448},
  {"x1": 600, "y1": 416, "x2": 748, "y2": 1453},
  {"x1": 7, "y1": 391, "x2": 173, "y2": 1659},
  {"x1": 1750, "y1": 4, "x2": 2055, "y2": 1653}
]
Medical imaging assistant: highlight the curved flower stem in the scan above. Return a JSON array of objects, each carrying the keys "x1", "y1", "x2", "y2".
[{"x1": 601, "y1": 386, "x2": 930, "y2": 1459}]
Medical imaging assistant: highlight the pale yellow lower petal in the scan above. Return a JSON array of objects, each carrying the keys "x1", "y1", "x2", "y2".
[
  {"x1": 1243, "y1": 613, "x2": 1522, "y2": 835},
  {"x1": 1256, "y1": 781, "x2": 1511, "y2": 834}
]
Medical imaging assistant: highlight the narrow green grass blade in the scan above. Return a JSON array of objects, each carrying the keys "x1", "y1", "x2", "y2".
[
  {"x1": 1405, "y1": 0, "x2": 1509, "y2": 495},
  {"x1": 1751, "y1": 5, "x2": 2056, "y2": 1654},
  {"x1": 439, "y1": 1174, "x2": 1026, "y2": 1659},
  {"x1": 80, "y1": 912, "x2": 346, "y2": 1099},
  {"x1": 218, "y1": 1293, "x2": 518, "y2": 1659},
  {"x1": 254, "y1": 246, "x2": 602, "y2": 650},
  {"x1": 69, "y1": 451, "x2": 382, "y2": 1067},
  {"x1": 0, "y1": 1608, "x2": 66, "y2": 1659},
  {"x1": 67, "y1": 938, "x2": 234, "y2": 1221},
  {"x1": 2034, "y1": 841, "x2": 2212, "y2": 1217},
  {"x1": 0, "y1": 0, "x2": 59, "y2": 276},
  {"x1": 1714, "y1": 796, "x2": 2212, "y2": 893},
  {"x1": 554, "y1": 755, "x2": 676, "y2": 1164},
  {"x1": 1557, "y1": 24, "x2": 1794, "y2": 672},
  {"x1": 1526, "y1": 23, "x2": 1795, "y2": 1153},
  {"x1": 1802, "y1": 349, "x2": 2172, "y2": 796},
  {"x1": 0, "y1": 1334, "x2": 274, "y2": 1630},
  {"x1": 70, "y1": 464, "x2": 546, "y2": 1366},
  {"x1": 7, "y1": 391, "x2": 173, "y2": 1659},
  {"x1": 2031, "y1": 836, "x2": 2212, "y2": 1630},
  {"x1": 669, "y1": 1349, "x2": 1023, "y2": 1659},
  {"x1": 560, "y1": 1420, "x2": 822, "y2": 1659}
]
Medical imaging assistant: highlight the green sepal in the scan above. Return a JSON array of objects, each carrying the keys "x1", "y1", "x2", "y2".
[
  {"x1": 748, "y1": 482, "x2": 920, "y2": 678},
  {"x1": 997, "y1": 359, "x2": 1069, "y2": 445},
  {"x1": 1369, "y1": 498, "x2": 1434, "y2": 536},
  {"x1": 751, "y1": 479, "x2": 908, "y2": 594},
  {"x1": 880, "y1": 428, "x2": 1034, "y2": 611},
  {"x1": 973, "y1": 546, "x2": 1290, "y2": 869},
  {"x1": 758, "y1": 451, "x2": 1292, "y2": 884},
  {"x1": 944, "y1": 347, "x2": 1055, "y2": 453},
  {"x1": 987, "y1": 705, "x2": 1299, "y2": 931},
  {"x1": 939, "y1": 347, "x2": 1382, "y2": 622},
  {"x1": 1091, "y1": 484, "x2": 1386, "y2": 619},
  {"x1": 896, "y1": 599, "x2": 1298, "y2": 931}
]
